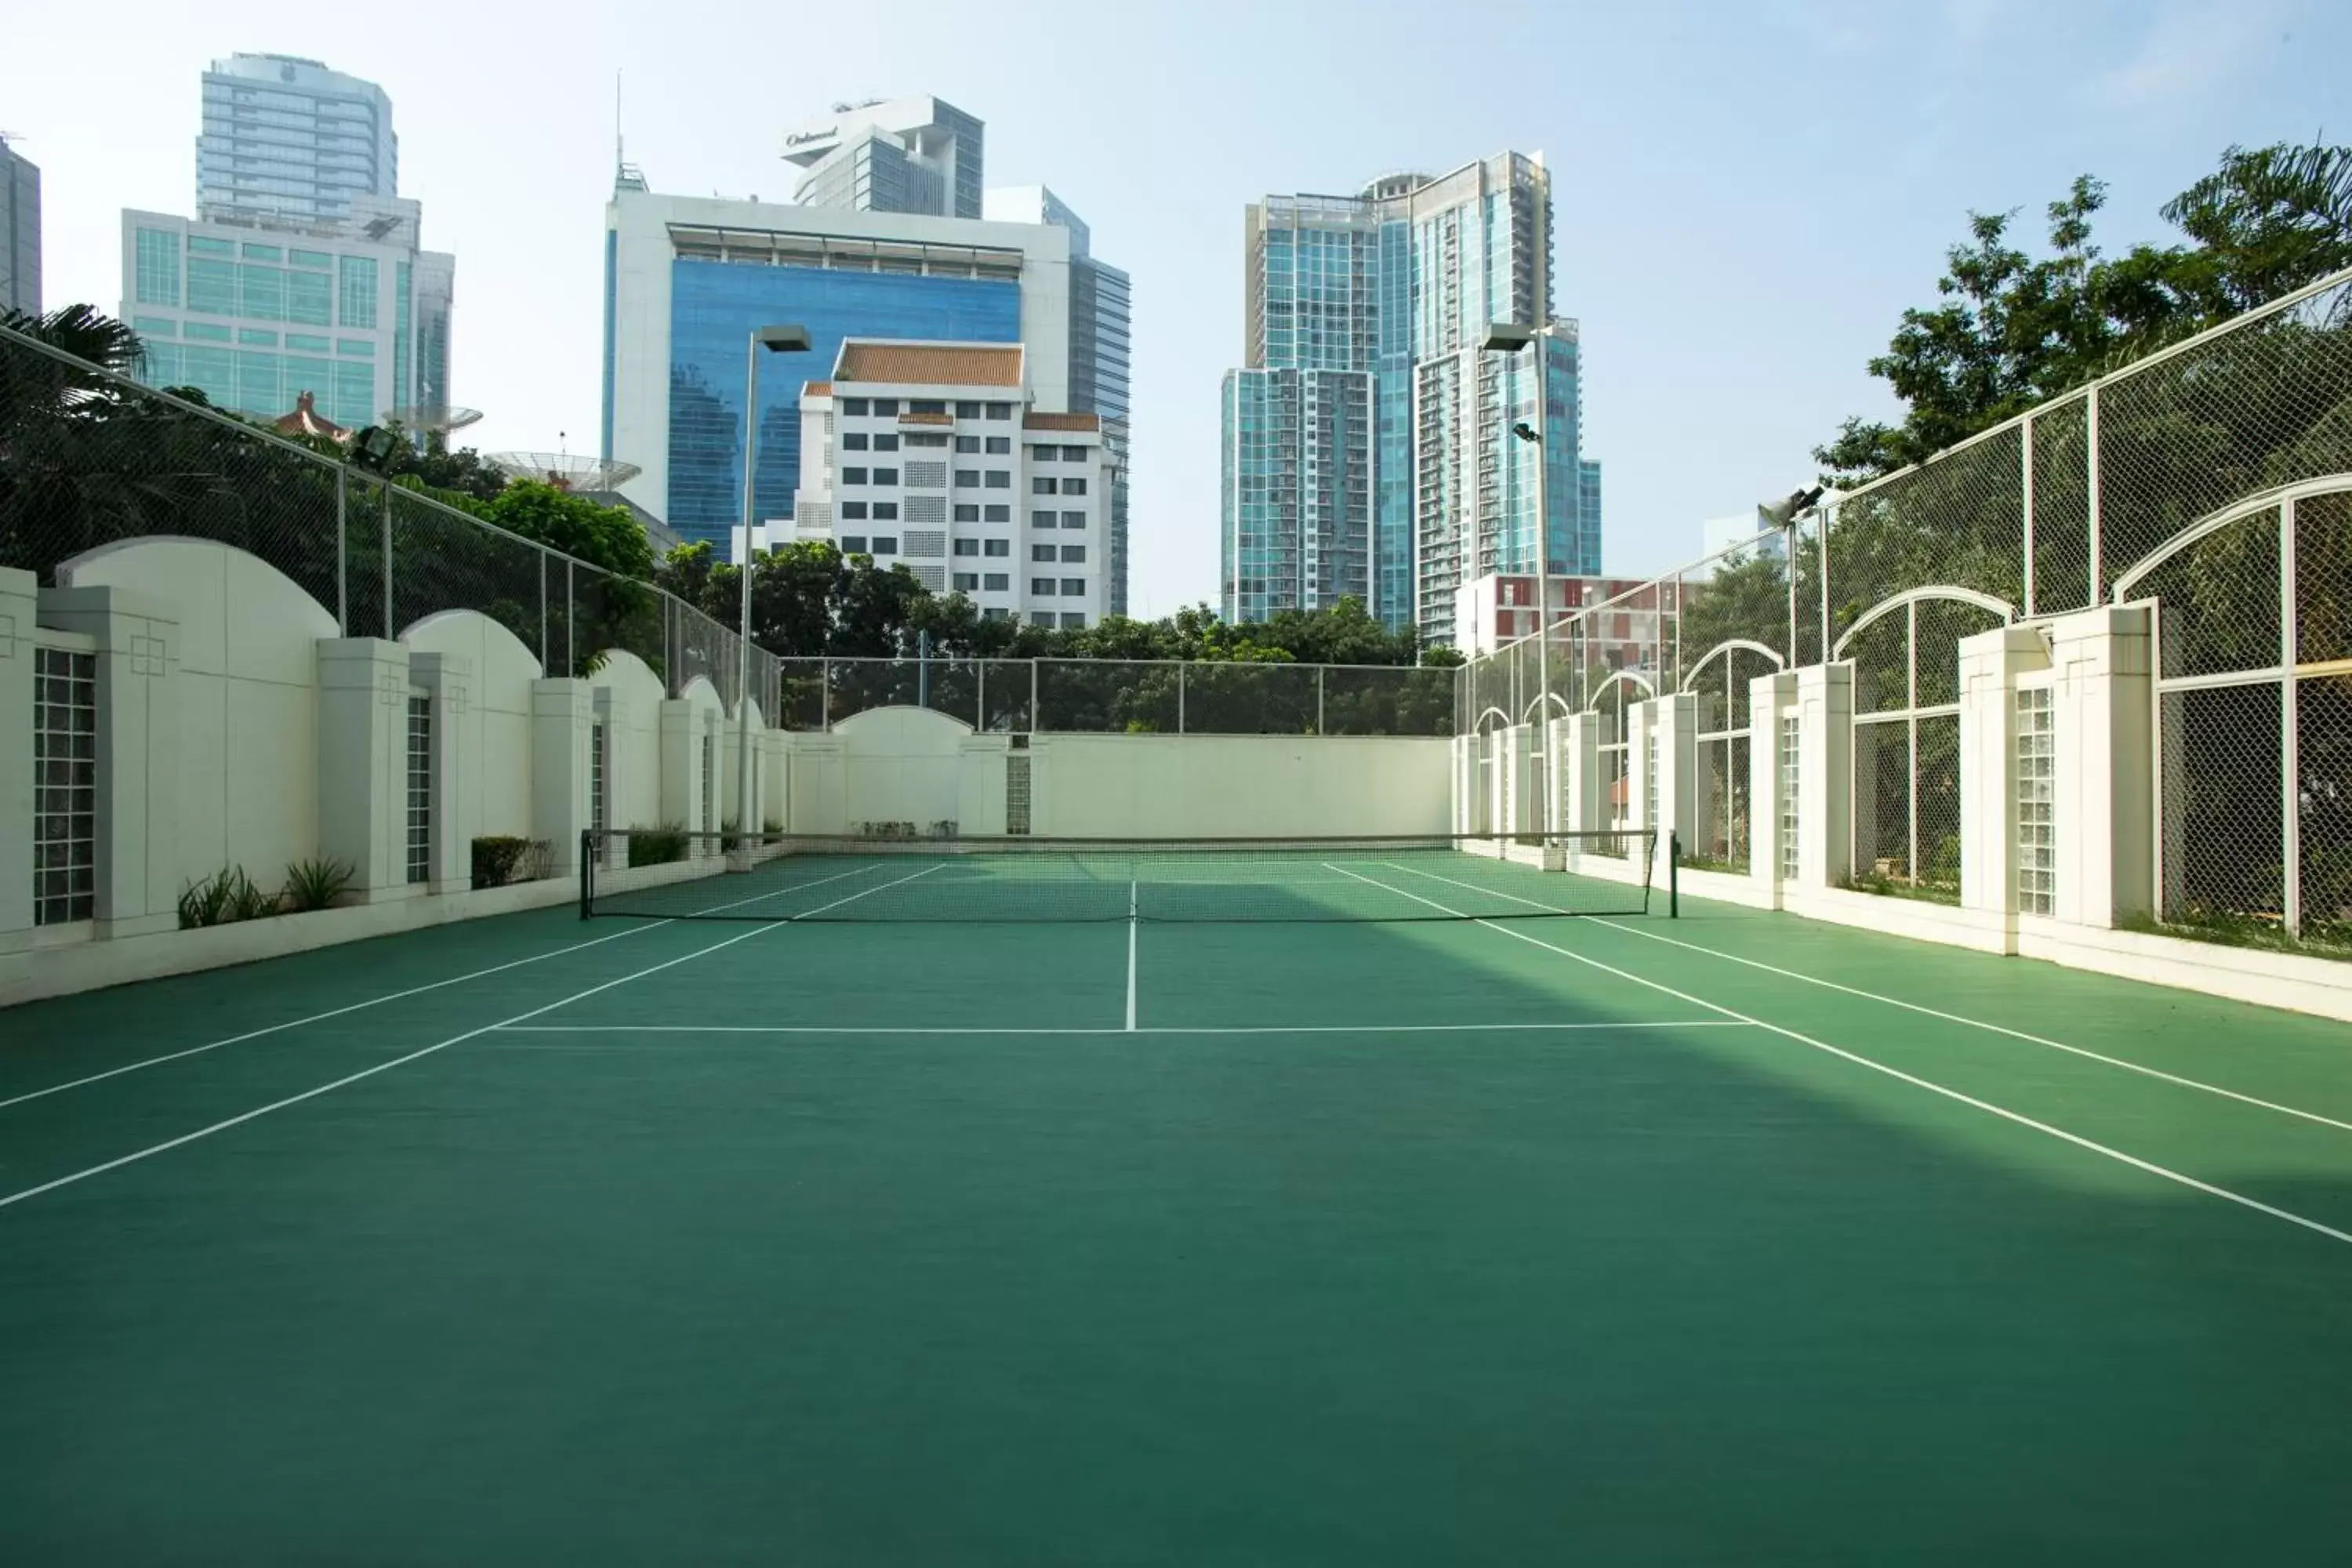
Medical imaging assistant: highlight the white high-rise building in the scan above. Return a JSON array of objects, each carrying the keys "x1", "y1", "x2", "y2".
[
  {"x1": 790, "y1": 339, "x2": 1109, "y2": 629},
  {"x1": 196, "y1": 54, "x2": 398, "y2": 229},
  {"x1": 782, "y1": 96, "x2": 984, "y2": 220}
]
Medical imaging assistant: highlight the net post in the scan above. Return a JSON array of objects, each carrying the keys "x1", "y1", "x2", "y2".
[
  {"x1": 334, "y1": 466, "x2": 348, "y2": 635},
  {"x1": 1669, "y1": 829, "x2": 1680, "y2": 919},
  {"x1": 579, "y1": 829, "x2": 595, "y2": 920}
]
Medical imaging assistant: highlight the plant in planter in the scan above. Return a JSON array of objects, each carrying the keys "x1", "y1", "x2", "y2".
[
  {"x1": 628, "y1": 825, "x2": 691, "y2": 867},
  {"x1": 281, "y1": 857, "x2": 355, "y2": 912},
  {"x1": 179, "y1": 867, "x2": 278, "y2": 928}
]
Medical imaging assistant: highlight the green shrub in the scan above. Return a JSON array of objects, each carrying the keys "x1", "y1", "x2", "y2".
[
  {"x1": 179, "y1": 867, "x2": 278, "y2": 928},
  {"x1": 628, "y1": 825, "x2": 690, "y2": 867},
  {"x1": 474, "y1": 835, "x2": 561, "y2": 888},
  {"x1": 281, "y1": 857, "x2": 354, "y2": 912}
]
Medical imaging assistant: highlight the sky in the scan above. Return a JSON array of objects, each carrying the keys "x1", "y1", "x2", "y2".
[{"x1": 5, "y1": 0, "x2": 2343, "y2": 618}]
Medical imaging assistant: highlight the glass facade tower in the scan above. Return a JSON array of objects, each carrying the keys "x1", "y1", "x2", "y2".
[
  {"x1": 196, "y1": 54, "x2": 397, "y2": 228},
  {"x1": 0, "y1": 136, "x2": 38, "y2": 314},
  {"x1": 1220, "y1": 154, "x2": 1602, "y2": 641}
]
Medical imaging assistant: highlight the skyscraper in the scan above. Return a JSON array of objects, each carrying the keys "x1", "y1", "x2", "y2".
[
  {"x1": 782, "y1": 96, "x2": 985, "y2": 219},
  {"x1": 986, "y1": 187, "x2": 1132, "y2": 615},
  {"x1": 122, "y1": 55, "x2": 454, "y2": 427},
  {"x1": 1219, "y1": 154, "x2": 1602, "y2": 641},
  {"x1": 0, "y1": 135, "x2": 38, "y2": 314},
  {"x1": 196, "y1": 54, "x2": 398, "y2": 228}
]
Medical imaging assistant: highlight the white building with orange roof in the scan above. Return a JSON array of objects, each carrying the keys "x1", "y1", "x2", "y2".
[{"x1": 789, "y1": 339, "x2": 1110, "y2": 629}]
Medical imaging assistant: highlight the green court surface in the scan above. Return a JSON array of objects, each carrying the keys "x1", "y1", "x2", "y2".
[{"x1": 5, "y1": 854, "x2": 2352, "y2": 1563}]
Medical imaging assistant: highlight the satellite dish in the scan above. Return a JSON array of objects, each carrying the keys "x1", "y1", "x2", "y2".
[
  {"x1": 486, "y1": 452, "x2": 644, "y2": 492},
  {"x1": 384, "y1": 405, "x2": 484, "y2": 434}
]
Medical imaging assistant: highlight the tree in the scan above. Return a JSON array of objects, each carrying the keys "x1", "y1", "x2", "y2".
[{"x1": 1820, "y1": 141, "x2": 2352, "y2": 485}]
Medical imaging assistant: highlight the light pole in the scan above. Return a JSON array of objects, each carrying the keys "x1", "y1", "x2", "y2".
[
  {"x1": 1483, "y1": 323, "x2": 1553, "y2": 808},
  {"x1": 736, "y1": 324, "x2": 811, "y2": 867},
  {"x1": 1757, "y1": 485, "x2": 1825, "y2": 665}
]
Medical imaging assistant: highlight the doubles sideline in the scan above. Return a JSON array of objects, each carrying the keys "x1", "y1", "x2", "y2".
[
  {"x1": 0, "y1": 862, "x2": 885, "y2": 1114},
  {"x1": 1385, "y1": 861, "x2": 2352, "y2": 1138},
  {"x1": 1323, "y1": 861, "x2": 2352, "y2": 1250},
  {"x1": 0, "y1": 865, "x2": 943, "y2": 1210}
]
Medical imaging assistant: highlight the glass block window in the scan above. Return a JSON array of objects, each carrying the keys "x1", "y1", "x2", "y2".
[
  {"x1": 1646, "y1": 728, "x2": 1660, "y2": 829},
  {"x1": 2018, "y1": 686, "x2": 2056, "y2": 916},
  {"x1": 406, "y1": 695, "x2": 431, "y2": 885},
  {"x1": 591, "y1": 722, "x2": 608, "y2": 866},
  {"x1": 1779, "y1": 713, "x2": 1801, "y2": 882},
  {"x1": 701, "y1": 734, "x2": 716, "y2": 831},
  {"x1": 33, "y1": 648, "x2": 97, "y2": 926}
]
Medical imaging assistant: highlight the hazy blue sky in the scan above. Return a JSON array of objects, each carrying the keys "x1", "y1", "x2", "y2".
[{"x1": 5, "y1": 0, "x2": 2343, "y2": 614}]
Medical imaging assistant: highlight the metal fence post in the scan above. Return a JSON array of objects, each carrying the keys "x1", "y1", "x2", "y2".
[
  {"x1": 2021, "y1": 413, "x2": 2037, "y2": 616},
  {"x1": 1316, "y1": 666, "x2": 1326, "y2": 735},
  {"x1": 1029, "y1": 659, "x2": 1040, "y2": 734},
  {"x1": 2087, "y1": 384, "x2": 2102, "y2": 601},
  {"x1": 975, "y1": 659, "x2": 986, "y2": 729},
  {"x1": 538, "y1": 550, "x2": 550, "y2": 673},
  {"x1": 565, "y1": 560, "x2": 575, "y2": 677},
  {"x1": 379, "y1": 482, "x2": 393, "y2": 640},
  {"x1": 822, "y1": 656, "x2": 833, "y2": 731},
  {"x1": 2281, "y1": 496, "x2": 2301, "y2": 939},
  {"x1": 1178, "y1": 663, "x2": 1186, "y2": 735},
  {"x1": 334, "y1": 467, "x2": 348, "y2": 635}
]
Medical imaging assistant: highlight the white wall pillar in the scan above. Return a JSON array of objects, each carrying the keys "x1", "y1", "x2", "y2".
[
  {"x1": 408, "y1": 652, "x2": 473, "y2": 895},
  {"x1": 1485, "y1": 729, "x2": 1506, "y2": 848},
  {"x1": 0, "y1": 569, "x2": 37, "y2": 979},
  {"x1": 533, "y1": 678, "x2": 593, "y2": 877},
  {"x1": 1792, "y1": 663, "x2": 1854, "y2": 891},
  {"x1": 36, "y1": 583, "x2": 182, "y2": 937},
  {"x1": 1450, "y1": 734, "x2": 1473, "y2": 836},
  {"x1": 1544, "y1": 713, "x2": 1569, "y2": 839},
  {"x1": 2047, "y1": 605, "x2": 2154, "y2": 927},
  {"x1": 659, "y1": 699, "x2": 699, "y2": 833},
  {"x1": 1749, "y1": 671, "x2": 1796, "y2": 906},
  {"x1": 318, "y1": 638, "x2": 414, "y2": 901},
  {"x1": 1563, "y1": 711, "x2": 1602, "y2": 840},
  {"x1": 1502, "y1": 723, "x2": 1529, "y2": 839},
  {"x1": 1648, "y1": 691, "x2": 1699, "y2": 884},
  {"x1": 760, "y1": 728, "x2": 789, "y2": 833},
  {"x1": 590, "y1": 686, "x2": 624, "y2": 857},
  {"x1": 1958, "y1": 625, "x2": 2053, "y2": 918}
]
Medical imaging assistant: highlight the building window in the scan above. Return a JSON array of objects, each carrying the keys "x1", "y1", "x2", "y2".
[
  {"x1": 134, "y1": 228, "x2": 182, "y2": 307},
  {"x1": 1061, "y1": 477, "x2": 1087, "y2": 495},
  {"x1": 840, "y1": 535, "x2": 869, "y2": 554},
  {"x1": 985, "y1": 402, "x2": 1013, "y2": 419},
  {"x1": 842, "y1": 432, "x2": 869, "y2": 450},
  {"x1": 1029, "y1": 445, "x2": 1058, "y2": 462},
  {"x1": 906, "y1": 432, "x2": 949, "y2": 448},
  {"x1": 1059, "y1": 613, "x2": 1087, "y2": 630},
  {"x1": 871, "y1": 503, "x2": 898, "y2": 521},
  {"x1": 953, "y1": 572, "x2": 980, "y2": 591},
  {"x1": 873, "y1": 433, "x2": 899, "y2": 452},
  {"x1": 338, "y1": 254, "x2": 378, "y2": 329},
  {"x1": 1033, "y1": 477, "x2": 1058, "y2": 495},
  {"x1": 956, "y1": 435, "x2": 980, "y2": 454},
  {"x1": 984, "y1": 470, "x2": 1011, "y2": 489},
  {"x1": 954, "y1": 504, "x2": 980, "y2": 523},
  {"x1": 1062, "y1": 445, "x2": 1088, "y2": 461},
  {"x1": 953, "y1": 539, "x2": 980, "y2": 557},
  {"x1": 1032, "y1": 510, "x2": 1058, "y2": 528},
  {"x1": 872, "y1": 397, "x2": 900, "y2": 416},
  {"x1": 956, "y1": 401, "x2": 981, "y2": 418},
  {"x1": 406, "y1": 695, "x2": 432, "y2": 885},
  {"x1": 1033, "y1": 544, "x2": 1058, "y2": 562},
  {"x1": 983, "y1": 539, "x2": 1010, "y2": 557},
  {"x1": 911, "y1": 399, "x2": 946, "y2": 414},
  {"x1": 985, "y1": 436, "x2": 1011, "y2": 455},
  {"x1": 843, "y1": 467, "x2": 869, "y2": 485},
  {"x1": 955, "y1": 469, "x2": 981, "y2": 488},
  {"x1": 1061, "y1": 545, "x2": 1086, "y2": 563},
  {"x1": 872, "y1": 536, "x2": 899, "y2": 554},
  {"x1": 873, "y1": 467, "x2": 899, "y2": 486},
  {"x1": 31, "y1": 647, "x2": 96, "y2": 927},
  {"x1": 983, "y1": 505, "x2": 1010, "y2": 523},
  {"x1": 983, "y1": 579, "x2": 1009, "y2": 596},
  {"x1": 840, "y1": 503, "x2": 868, "y2": 521},
  {"x1": 1060, "y1": 578, "x2": 1086, "y2": 596},
  {"x1": 1031, "y1": 578, "x2": 1057, "y2": 596},
  {"x1": 1061, "y1": 510, "x2": 1086, "y2": 528},
  {"x1": 2018, "y1": 687, "x2": 2056, "y2": 916},
  {"x1": 1779, "y1": 713, "x2": 1801, "y2": 882},
  {"x1": 843, "y1": 397, "x2": 869, "y2": 416}
]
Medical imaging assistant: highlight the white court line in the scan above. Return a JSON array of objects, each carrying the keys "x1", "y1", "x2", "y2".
[
  {"x1": 1323, "y1": 862, "x2": 2352, "y2": 1250},
  {"x1": 0, "y1": 862, "x2": 884, "y2": 1114},
  {"x1": 1126, "y1": 880, "x2": 1139, "y2": 1033},
  {"x1": 0, "y1": 865, "x2": 942, "y2": 1213},
  {"x1": 1381, "y1": 860, "x2": 2352, "y2": 1138},
  {"x1": 486, "y1": 1020, "x2": 1752, "y2": 1037}
]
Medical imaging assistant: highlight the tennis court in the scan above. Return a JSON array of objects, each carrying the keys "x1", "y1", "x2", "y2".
[{"x1": 5, "y1": 842, "x2": 2352, "y2": 1563}]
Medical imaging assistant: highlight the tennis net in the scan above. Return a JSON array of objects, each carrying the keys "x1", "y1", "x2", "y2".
[{"x1": 580, "y1": 830, "x2": 1664, "y2": 924}]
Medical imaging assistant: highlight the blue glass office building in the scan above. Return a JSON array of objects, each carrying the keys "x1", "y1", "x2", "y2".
[{"x1": 1220, "y1": 154, "x2": 1602, "y2": 642}]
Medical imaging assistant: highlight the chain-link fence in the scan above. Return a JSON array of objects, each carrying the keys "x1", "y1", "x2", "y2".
[
  {"x1": 1460, "y1": 264, "x2": 2352, "y2": 938},
  {"x1": 771, "y1": 655, "x2": 1456, "y2": 736}
]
